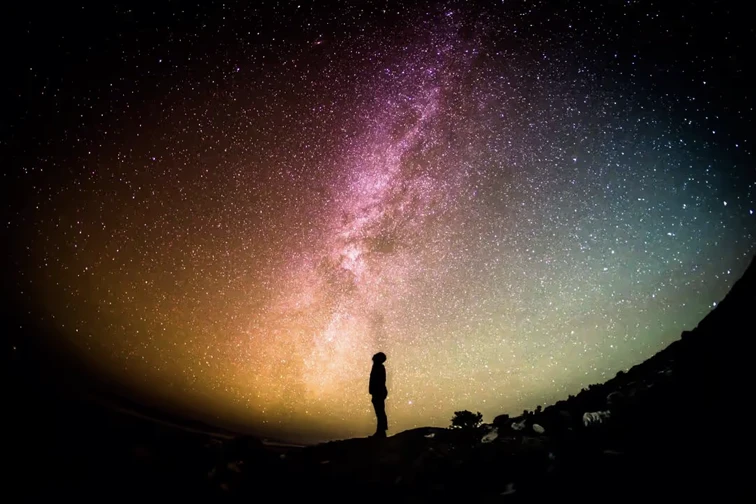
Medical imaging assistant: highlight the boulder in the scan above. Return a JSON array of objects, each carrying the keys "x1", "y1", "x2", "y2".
[
  {"x1": 511, "y1": 419, "x2": 526, "y2": 431},
  {"x1": 583, "y1": 411, "x2": 611, "y2": 427},
  {"x1": 493, "y1": 414, "x2": 511, "y2": 428},
  {"x1": 481, "y1": 427, "x2": 499, "y2": 443}
]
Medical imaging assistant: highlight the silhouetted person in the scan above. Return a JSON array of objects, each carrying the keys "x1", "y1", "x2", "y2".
[{"x1": 369, "y1": 352, "x2": 388, "y2": 437}]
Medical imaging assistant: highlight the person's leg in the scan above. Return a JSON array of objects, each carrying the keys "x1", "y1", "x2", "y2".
[
  {"x1": 380, "y1": 398, "x2": 388, "y2": 431},
  {"x1": 372, "y1": 397, "x2": 387, "y2": 435},
  {"x1": 371, "y1": 397, "x2": 379, "y2": 435},
  {"x1": 376, "y1": 397, "x2": 388, "y2": 432}
]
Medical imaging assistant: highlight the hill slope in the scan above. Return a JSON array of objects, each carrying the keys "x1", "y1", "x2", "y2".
[
  {"x1": 5, "y1": 255, "x2": 754, "y2": 501},
  {"x1": 272, "y1": 255, "x2": 754, "y2": 501}
]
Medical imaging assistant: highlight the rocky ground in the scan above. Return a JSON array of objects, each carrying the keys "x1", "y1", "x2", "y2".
[{"x1": 6, "y1": 257, "x2": 754, "y2": 501}]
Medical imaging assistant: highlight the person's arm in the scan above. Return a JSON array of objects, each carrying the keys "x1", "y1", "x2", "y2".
[{"x1": 380, "y1": 366, "x2": 387, "y2": 396}]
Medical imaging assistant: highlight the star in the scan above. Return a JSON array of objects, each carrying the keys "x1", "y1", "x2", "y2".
[{"x1": 3, "y1": 1, "x2": 755, "y2": 443}]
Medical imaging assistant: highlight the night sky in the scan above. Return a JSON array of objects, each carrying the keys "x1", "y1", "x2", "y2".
[{"x1": 3, "y1": 1, "x2": 755, "y2": 441}]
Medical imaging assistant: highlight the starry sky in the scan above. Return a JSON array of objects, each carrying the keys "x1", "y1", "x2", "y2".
[{"x1": 3, "y1": 1, "x2": 755, "y2": 442}]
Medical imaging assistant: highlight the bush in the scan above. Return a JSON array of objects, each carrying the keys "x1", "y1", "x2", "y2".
[{"x1": 450, "y1": 410, "x2": 483, "y2": 430}]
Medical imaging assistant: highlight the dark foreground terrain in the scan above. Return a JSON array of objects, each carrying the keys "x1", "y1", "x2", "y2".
[{"x1": 5, "y1": 257, "x2": 754, "y2": 501}]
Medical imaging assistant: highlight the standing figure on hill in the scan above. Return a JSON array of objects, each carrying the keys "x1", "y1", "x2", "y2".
[{"x1": 369, "y1": 352, "x2": 388, "y2": 438}]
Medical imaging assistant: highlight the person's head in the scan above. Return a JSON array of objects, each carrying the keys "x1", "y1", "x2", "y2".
[{"x1": 372, "y1": 352, "x2": 387, "y2": 364}]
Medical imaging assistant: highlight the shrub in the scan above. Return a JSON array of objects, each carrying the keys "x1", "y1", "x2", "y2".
[{"x1": 450, "y1": 410, "x2": 483, "y2": 430}]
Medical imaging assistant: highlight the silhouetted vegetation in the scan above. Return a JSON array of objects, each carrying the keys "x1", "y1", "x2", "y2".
[{"x1": 450, "y1": 410, "x2": 483, "y2": 430}]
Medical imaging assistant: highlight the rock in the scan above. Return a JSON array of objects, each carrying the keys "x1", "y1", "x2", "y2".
[
  {"x1": 481, "y1": 427, "x2": 499, "y2": 443},
  {"x1": 500, "y1": 482, "x2": 516, "y2": 496},
  {"x1": 391, "y1": 427, "x2": 446, "y2": 441},
  {"x1": 493, "y1": 414, "x2": 511, "y2": 427},
  {"x1": 532, "y1": 424, "x2": 545, "y2": 434},
  {"x1": 583, "y1": 411, "x2": 611, "y2": 427},
  {"x1": 511, "y1": 419, "x2": 526, "y2": 431}
]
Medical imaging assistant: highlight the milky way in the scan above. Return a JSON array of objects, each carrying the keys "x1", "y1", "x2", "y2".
[{"x1": 5, "y1": 1, "x2": 755, "y2": 441}]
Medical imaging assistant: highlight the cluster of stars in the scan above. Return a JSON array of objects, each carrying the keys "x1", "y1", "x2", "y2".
[{"x1": 4, "y1": 1, "x2": 755, "y2": 442}]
